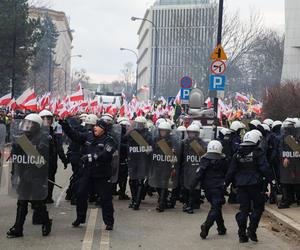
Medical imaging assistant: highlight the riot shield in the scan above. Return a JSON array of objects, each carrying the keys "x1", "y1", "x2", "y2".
[
  {"x1": 110, "y1": 124, "x2": 121, "y2": 183},
  {"x1": 127, "y1": 129, "x2": 152, "y2": 180},
  {"x1": 0, "y1": 124, "x2": 6, "y2": 192},
  {"x1": 280, "y1": 133, "x2": 300, "y2": 184},
  {"x1": 183, "y1": 137, "x2": 206, "y2": 190},
  {"x1": 149, "y1": 130, "x2": 181, "y2": 189},
  {"x1": 8, "y1": 119, "x2": 49, "y2": 200}
]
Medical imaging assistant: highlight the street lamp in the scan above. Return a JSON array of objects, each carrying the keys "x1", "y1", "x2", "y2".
[
  {"x1": 131, "y1": 16, "x2": 158, "y2": 100},
  {"x1": 120, "y1": 48, "x2": 139, "y2": 95}
]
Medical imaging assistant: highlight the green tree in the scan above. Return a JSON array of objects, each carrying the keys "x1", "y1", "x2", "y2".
[
  {"x1": 0, "y1": 0, "x2": 41, "y2": 97},
  {"x1": 29, "y1": 14, "x2": 58, "y2": 95}
]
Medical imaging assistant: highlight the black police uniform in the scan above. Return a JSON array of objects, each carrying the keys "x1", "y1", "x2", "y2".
[
  {"x1": 65, "y1": 117, "x2": 86, "y2": 203},
  {"x1": 60, "y1": 120, "x2": 116, "y2": 229},
  {"x1": 117, "y1": 125, "x2": 129, "y2": 200},
  {"x1": 7, "y1": 131, "x2": 52, "y2": 238},
  {"x1": 226, "y1": 144, "x2": 273, "y2": 243},
  {"x1": 46, "y1": 126, "x2": 68, "y2": 203},
  {"x1": 191, "y1": 153, "x2": 228, "y2": 239}
]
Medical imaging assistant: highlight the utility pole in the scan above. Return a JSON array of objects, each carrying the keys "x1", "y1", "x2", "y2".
[
  {"x1": 213, "y1": 0, "x2": 224, "y2": 139},
  {"x1": 48, "y1": 48, "x2": 52, "y2": 92}
]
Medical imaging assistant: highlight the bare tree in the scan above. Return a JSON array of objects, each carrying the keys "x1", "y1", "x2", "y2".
[{"x1": 121, "y1": 62, "x2": 135, "y2": 92}]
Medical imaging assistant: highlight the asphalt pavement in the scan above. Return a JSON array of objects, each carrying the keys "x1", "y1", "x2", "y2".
[{"x1": 0, "y1": 160, "x2": 298, "y2": 250}]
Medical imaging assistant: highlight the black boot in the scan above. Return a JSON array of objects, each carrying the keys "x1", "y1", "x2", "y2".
[
  {"x1": 42, "y1": 219, "x2": 52, "y2": 236},
  {"x1": 7, "y1": 201, "x2": 27, "y2": 238},
  {"x1": 32, "y1": 210, "x2": 43, "y2": 225},
  {"x1": 200, "y1": 223, "x2": 210, "y2": 239},
  {"x1": 216, "y1": 218, "x2": 227, "y2": 235},
  {"x1": 238, "y1": 229, "x2": 249, "y2": 243},
  {"x1": 72, "y1": 218, "x2": 86, "y2": 227},
  {"x1": 247, "y1": 227, "x2": 258, "y2": 242}
]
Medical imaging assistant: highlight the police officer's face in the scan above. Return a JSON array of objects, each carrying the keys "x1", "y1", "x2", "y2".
[
  {"x1": 42, "y1": 116, "x2": 53, "y2": 126},
  {"x1": 159, "y1": 130, "x2": 169, "y2": 137},
  {"x1": 94, "y1": 125, "x2": 104, "y2": 137}
]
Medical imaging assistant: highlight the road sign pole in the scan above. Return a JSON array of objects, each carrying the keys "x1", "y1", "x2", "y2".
[{"x1": 213, "y1": 0, "x2": 224, "y2": 139}]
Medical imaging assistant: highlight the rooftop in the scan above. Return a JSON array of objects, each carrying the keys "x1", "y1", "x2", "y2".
[{"x1": 155, "y1": 0, "x2": 212, "y2": 5}]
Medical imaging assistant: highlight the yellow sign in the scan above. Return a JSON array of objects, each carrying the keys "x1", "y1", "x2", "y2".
[{"x1": 210, "y1": 45, "x2": 228, "y2": 61}]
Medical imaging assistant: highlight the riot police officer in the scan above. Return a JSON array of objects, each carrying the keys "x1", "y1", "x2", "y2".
[
  {"x1": 117, "y1": 117, "x2": 131, "y2": 200},
  {"x1": 191, "y1": 140, "x2": 228, "y2": 239},
  {"x1": 60, "y1": 119, "x2": 116, "y2": 230},
  {"x1": 39, "y1": 110, "x2": 68, "y2": 204},
  {"x1": 7, "y1": 114, "x2": 52, "y2": 238},
  {"x1": 278, "y1": 118, "x2": 300, "y2": 208},
  {"x1": 249, "y1": 119, "x2": 261, "y2": 131},
  {"x1": 182, "y1": 124, "x2": 206, "y2": 214},
  {"x1": 226, "y1": 131, "x2": 273, "y2": 243},
  {"x1": 227, "y1": 121, "x2": 245, "y2": 204},
  {"x1": 128, "y1": 116, "x2": 152, "y2": 210},
  {"x1": 149, "y1": 121, "x2": 179, "y2": 212}
]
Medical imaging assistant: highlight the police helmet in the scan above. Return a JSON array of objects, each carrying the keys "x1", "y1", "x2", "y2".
[
  {"x1": 100, "y1": 113, "x2": 114, "y2": 124},
  {"x1": 155, "y1": 118, "x2": 167, "y2": 127},
  {"x1": 20, "y1": 113, "x2": 43, "y2": 134},
  {"x1": 158, "y1": 121, "x2": 172, "y2": 131},
  {"x1": 85, "y1": 114, "x2": 98, "y2": 125},
  {"x1": 39, "y1": 110, "x2": 53, "y2": 118},
  {"x1": 263, "y1": 119, "x2": 274, "y2": 127},
  {"x1": 272, "y1": 120, "x2": 282, "y2": 129},
  {"x1": 187, "y1": 124, "x2": 200, "y2": 133},
  {"x1": 241, "y1": 131, "x2": 261, "y2": 146},
  {"x1": 230, "y1": 121, "x2": 244, "y2": 132},
  {"x1": 207, "y1": 140, "x2": 223, "y2": 154},
  {"x1": 177, "y1": 126, "x2": 187, "y2": 132}
]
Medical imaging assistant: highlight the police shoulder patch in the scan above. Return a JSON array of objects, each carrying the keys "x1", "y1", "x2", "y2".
[{"x1": 105, "y1": 144, "x2": 113, "y2": 152}]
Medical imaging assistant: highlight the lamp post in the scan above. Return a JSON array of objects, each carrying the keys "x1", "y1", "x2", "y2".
[
  {"x1": 61, "y1": 54, "x2": 82, "y2": 93},
  {"x1": 120, "y1": 48, "x2": 138, "y2": 95},
  {"x1": 131, "y1": 16, "x2": 158, "y2": 100}
]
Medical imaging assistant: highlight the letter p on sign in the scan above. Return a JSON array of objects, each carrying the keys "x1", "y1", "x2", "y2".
[{"x1": 209, "y1": 75, "x2": 226, "y2": 91}]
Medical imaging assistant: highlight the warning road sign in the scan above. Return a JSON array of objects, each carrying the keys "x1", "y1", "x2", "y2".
[
  {"x1": 210, "y1": 45, "x2": 228, "y2": 61},
  {"x1": 210, "y1": 60, "x2": 227, "y2": 75}
]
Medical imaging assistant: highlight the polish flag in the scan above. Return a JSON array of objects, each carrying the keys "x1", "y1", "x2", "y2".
[
  {"x1": 23, "y1": 98, "x2": 37, "y2": 111},
  {"x1": 235, "y1": 92, "x2": 249, "y2": 103},
  {"x1": 59, "y1": 107, "x2": 69, "y2": 119},
  {"x1": 0, "y1": 93, "x2": 12, "y2": 106},
  {"x1": 16, "y1": 88, "x2": 36, "y2": 106},
  {"x1": 40, "y1": 93, "x2": 50, "y2": 110},
  {"x1": 174, "y1": 90, "x2": 181, "y2": 105},
  {"x1": 205, "y1": 97, "x2": 213, "y2": 109},
  {"x1": 70, "y1": 83, "x2": 84, "y2": 102}
]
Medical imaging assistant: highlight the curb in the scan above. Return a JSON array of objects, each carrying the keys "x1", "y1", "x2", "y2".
[{"x1": 265, "y1": 205, "x2": 300, "y2": 235}]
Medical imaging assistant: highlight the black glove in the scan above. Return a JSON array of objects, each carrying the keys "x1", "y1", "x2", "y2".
[{"x1": 63, "y1": 162, "x2": 68, "y2": 169}]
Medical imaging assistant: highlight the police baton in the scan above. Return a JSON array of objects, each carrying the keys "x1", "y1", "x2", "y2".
[{"x1": 48, "y1": 179, "x2": 63, "y2": 189}]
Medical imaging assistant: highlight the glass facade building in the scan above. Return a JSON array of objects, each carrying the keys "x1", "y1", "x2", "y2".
[{"x1": 137, "y1": 0, "x2": 217, "y2": 99}]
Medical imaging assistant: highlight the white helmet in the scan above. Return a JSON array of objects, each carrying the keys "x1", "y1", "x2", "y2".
[
  {"x1": 187, "y1": 124, "x2": 200, "y2": 133},
  {"x1": 272, "y1": 120, "x2": 282, "y2": 129},
  {"x1": 135, "y1": 116, "x2": 147, "y2": 124},
  {"x1": 207, "y1": 140, "x2": 223, "y2": 154},
  {"x1": 85, "y1": 114, "x2": 98, "y2": 125},
  {"x1": 191, "y1": 120, "x2": 202, "y2": 129},
  {"x1": 220, "y1": 128, "x2": 232, "y2": 137},
  {"x1": 119, "y1": 119, "x2": 131, "y2": 127},
  {"x1": 294, "y1": 119, "x2": 300, "y2": 128},
  {"x1": 177, "y1": 126, "x2": 187, "y2": 132},
  {"x1": 260, "y1": 124, "x2": 271, "y2": 132},
  {"x1": 241, "y1": 131, "x2": 261, "y2": 146},
  {"x1": 39, "y1": 110, "x2": 53, "y2": 117},
  {"x1": 24, "y1": 113, "x2": 43, "y2": 127},
  {"x1": 158, "y1": 121, "x2": 172, "y2": 131},
  {"x1": 251, "y1": 129, "x2": 263, "y2": 140},
  {"x1": 79, "y1": 113, "x2": 87, "y2": 120},
  {"x1": 249, "y1": 119, "x2": 261, "y2": 128},
  {"x1": 263, "y1": 119, "x2": 274, "y2": 127},
  {"x1": 117, "y1": 117, "x2": 127, "y2": 124},
  {"x1": 283, "y1": 118, "x2": 296, "y2": 128},
  {"x1": 146, "y1": 120, "x2": 154, "y2": 129},
  {"x1": 230, "y1": 121, "x2": 244, "y2": 132},
  {"x1": 155, "y1": 118, "x2": 167, "y2": 127},
  {"x1": 100, "y1": 113, "x2": 114, "y2": 124}
]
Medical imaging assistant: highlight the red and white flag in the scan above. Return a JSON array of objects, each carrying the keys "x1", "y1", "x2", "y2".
[
  {"x1": 16, "y1": 88, "x2": 36, "y2": 106},
  {"x1": 22, "y1": 98, "x2": 37, "y2": 111},
  {"x1": 70, "y1": 83, "x2": 84, "y2": 102},
  {"x1": 0, "y1": 93, "x2": 12, "y2": 106},
  {"x1": 235, "y1": 92, "x2": 249, "y2": 103}
]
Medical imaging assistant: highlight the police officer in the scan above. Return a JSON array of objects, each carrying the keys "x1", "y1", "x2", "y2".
[
  {"x1": 39, "y1": 110, "x2": 68, "y2": 204},
  {"x1": 7, "y1": 114, "x2": 52, "y2": 238},
  {"x1": 65, "y1": 115, "x2": 88, "y2": 203},
  {"x1": 268, "y1": 120, "x2": 283, "y2": 204},
  {"x1": 60, "y1": 119, "x2": 116, "y2": 230},
  {"x1": 117, "y1": 117, "x2": 131, "y2": 200},
  {"x1": 191, "y1": 140, "x2": 228, "y2": 239},
  {"x1": 226, "y1": 131, "x2": 273, "y2": 243},
  {"x1": 249, "y1": 119, "x2": 261, "y2": 131},
  {"x1": 278, "y1": 118, "x2": 300, "y2": 208},
  {"x1": 182, "y1": 124, "x2": 206, "y2": 214},
  {"x1": 128, "y1": 116, "x2": 152, "y2": 210},
  {"x1": 227, "y1": 121, "x2": 245, "y2": 204}
]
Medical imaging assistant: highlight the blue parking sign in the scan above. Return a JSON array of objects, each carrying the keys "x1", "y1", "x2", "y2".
[
  {"x1": 209, "y1": 75, "x2": 226, "y2": 91},
  {"x1": 180, "y1": 88, "x2": 191, "y2": 104}
]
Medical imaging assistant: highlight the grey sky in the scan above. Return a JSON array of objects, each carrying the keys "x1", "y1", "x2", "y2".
[{"x1": 50, "y1": 0, "x2": 285, "y2": 83}]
